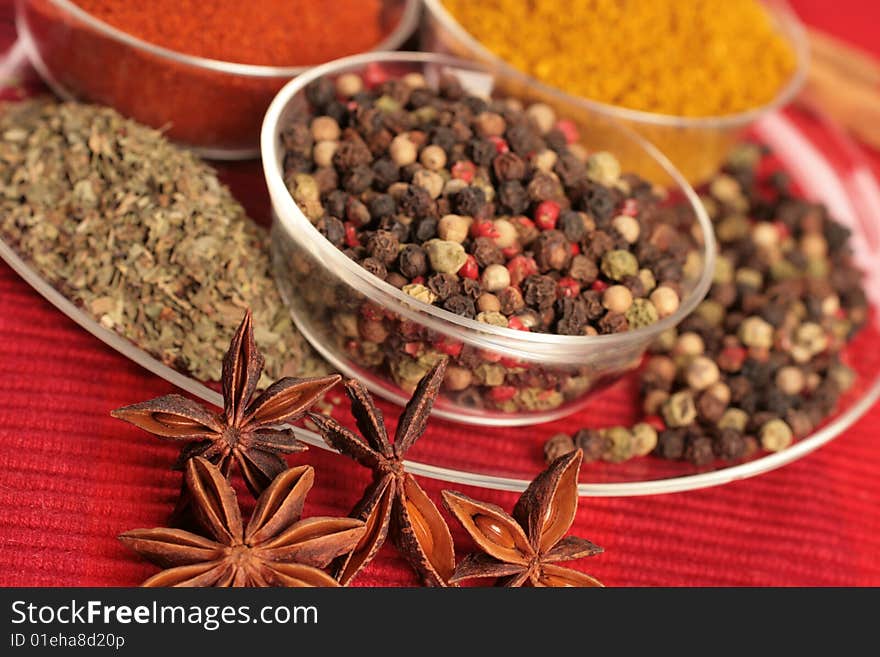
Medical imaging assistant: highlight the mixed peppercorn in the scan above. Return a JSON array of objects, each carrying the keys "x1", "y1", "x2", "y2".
[
  {"x1": 278, "y1": 68, "x2": 702, "y2": 412},
  {"x1": 544, "y1": 144, "x2": 867, "y2": 466}
]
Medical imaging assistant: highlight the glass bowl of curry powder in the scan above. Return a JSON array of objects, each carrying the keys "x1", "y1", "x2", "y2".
[
  {"x1": 15, "y1": 0, "x2": 421, "y2": 159},
  {"x1": 422, "y1": 0, "x2": 808, "y2": 185}
]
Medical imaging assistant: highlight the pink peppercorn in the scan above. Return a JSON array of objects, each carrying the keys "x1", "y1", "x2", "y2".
[
  {"x1": 451, "y1": 160, "x2": 476, "y2": 183},
  {"x1": 555, "y1": 119, "x2": 579, "y2": 144},
  {"x1": 557, "y1": 277, "x2": 581, "y2": 298},
  {"x1": 507, "y1": 316, "x2": 529, "y2": 331},
  {"x1": 344, "y1": 221, "x2": 360, "y2": 247},
  {"x1": 501, "y1": 245, "x2": 521, "y2": 258},
  {"x1": 534, "y1": 200, "x2": 560, "y2": 231},
  {"x1": 360, "y1": 303, "x2": 384, "y2": 321},
  {"x1": 458, "y1": 254, "x2": 479, "y2": 280},
  {"x1": 435, "y1": 337, "x2": 463, "y2": 357},
  {"x1": 621, "y1": 198, "x2": 639, "y2": 216},
  {"x1": 479, "y1": 349, "x2": 503, "y2": 363},
  {"x1": 590, "y1": 279, "x2": 609, "y2": 292},
  {"x1": 489, "y1": 386, "x2": 517, "y2": 402},
  {"x1": 506, "y1": 255, "x2": 538, "y2": 286},
  {"x1": 488, "y1": 135, "x2": 509, "y2": 153},
  {"x1": 404, "y1": 342, "x2": 423, "y2": 357},
  {"x1": 570, "y1": 242, "x2": 581, "y2": 255},
  {"x1": 499, "y1": 356, "x2": 522, "y2": 368},
  {"x1": 470, "y1": 219, "x2": 501, "y2": 239},
  {"x1": 363, "y1": 62, "x2": 388, "y2": 88}
]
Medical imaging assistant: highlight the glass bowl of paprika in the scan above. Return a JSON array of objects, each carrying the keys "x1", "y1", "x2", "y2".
[
  {"x1": 262, "y1": 52, "x2": 716, "y2": 427},
  {"x1": 14, "y1": 0, "x2": 421, "y2": 159},
  {"x1": 421, "y1": 0, "x2": 809, "y2": 186}
]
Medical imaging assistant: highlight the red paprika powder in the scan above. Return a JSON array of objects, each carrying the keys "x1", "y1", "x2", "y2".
[{"x1": 17, "y1": 0, "x2": 414, "y2": 156}]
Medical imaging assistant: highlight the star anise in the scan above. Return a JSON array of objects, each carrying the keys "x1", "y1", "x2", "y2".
[
  {"x1": 442, "y1": 450, "x2": 604, "y2": 587},
  {"x1": 112, "y1": 309, "x2": 340, "y2": 496},
  {"x1": 307, "y1": 359, "x2": 456, "y2": 587},
  {"x1": 119, "y1": 457, "x2": 365, "y2": 586}
]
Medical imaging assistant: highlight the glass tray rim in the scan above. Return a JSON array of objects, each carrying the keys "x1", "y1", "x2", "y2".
[{"x1": 2, "y1": 109, "x2": 879, "y2": 497}]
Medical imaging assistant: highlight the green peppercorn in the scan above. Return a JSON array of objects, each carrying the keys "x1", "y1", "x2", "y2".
[
  {"x1": 473, "y1": 362, "x2": 506, "y2": 386},
  {"x1": 402, "y1": 283, "x2": 438, "y2": 304},
  {"x1": 601, "y1": 249, "x2": 639, "y2": 281},
  {"x1": 423, "y1": 239, "x2": 467, "y2": 274},
  {"x1": 601, "y1": 426, "x2": 634, "y2": 463},
  {"x1": 476, "y1": 311, "x2": 508, "y2": 327},
  {"x1": 625, "y1": 298, "x2": 659, "y2": 329}
]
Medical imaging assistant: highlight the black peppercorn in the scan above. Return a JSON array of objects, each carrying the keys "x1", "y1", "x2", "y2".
[
  {"x1": 305, "y1": 77, "x2": 335, "y2": 108},
  {"x1": 656, "y1": 429, "x2": 686, "y2": 460},
  {"x1": 453, "y1": 186, "x2": 487, "y2": 217},
  {"x1": 316, "y1": 215, "x2": 345, "y2": 248},
  {"x1": 523, "y1": 275, "x2": 558, "y2": 310},
  {"x1": 573, "y1": 428, "x2": 607, "y2": 462},
  {"x1": 365, "y1": 230, "x2": 399, "y2": 266},
  {"x1": 413, "y1": 217, "x2": 438, "y2": 242},
  {"x1": 443, "y1": 294, "x2": 476, "y2": 318},
  {"x1": 470, "y1": 139, "x2": 497, "y2": 168},
  {"x1": 497, "y1": 180, "x2": 530, "y2": 214},
  {"x1": 370, "y1": 158, "x2": 400, "y2": 191},
  {"x1": 427, "y1": 273, "x2": 461, "y2": 301},
  {"x1": 398, "y1": 244, "x2": 428, "y2": 279}
]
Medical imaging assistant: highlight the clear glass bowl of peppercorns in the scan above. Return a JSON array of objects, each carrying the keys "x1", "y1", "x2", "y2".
[{"x1": 262, "y1": 52, "x2": 715, "y2": 426}]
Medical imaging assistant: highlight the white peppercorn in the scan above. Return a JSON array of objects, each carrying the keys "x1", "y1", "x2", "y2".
[
  {"x1": 631, "y1": 422, "x2": 659, "y2": 457},
  {"x1": 419, "y1": 144, "x2": 447, "y2": 171},
  {"x1": 532, "y1": 149, "x2": 558, "y2": 172},
  {"x1": 685, "y1": 356, "x2": 721, "y2": 390},
  {"x1": 482, "y1": 263, "x2": 511, "y2": 292},
  {"x1": 390, "y1": 133, "x2": 417, "y2": 166},
  {"x1": 525, "y1": 102, "x2": 555, "y2": 134},
  {"x1": 739, "y1": 316, "x2": 774, "y2": 348},
  {"x1": 775, "y1": 366, "x2": 805, "y2": 395},
  {"x1": 612, "y1": 214, "x2": 640, "y2": 243},
  {"x1": 310, "y1": 116, "x2": 340, "y2": 142},
  {"x1": 650, "y1": 285, "x2": 680, "y2": 318},
  {"x1": 493, "y1": 218, "x2": 518, "y2": 249},
  {"x1": 602, "y1": 285, "x2": 633, "y2": 314},
  {"x1": 412, "y1": 169, "x2": 444, "y2": 199},
  {"x1": 760, "y1": 419, "x2": 793, "y2": 452},
  {"x1": 312, "y1": 140, "x2": 339, "y2": 168},
  {"x1": 335, "y1": 73, "x2": 363, "y2": 97},
  {"x1": 437, "y1": 214, "x2": 470, "y2": 243}
]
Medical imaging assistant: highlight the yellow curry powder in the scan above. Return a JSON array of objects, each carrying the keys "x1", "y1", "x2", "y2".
[{"x1": 442, "y1": 0, "x2": 797, "y2": 117}]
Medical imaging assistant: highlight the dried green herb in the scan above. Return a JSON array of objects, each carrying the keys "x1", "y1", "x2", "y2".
[{"x1": 0, "y1": 99, "x2": 325, "y2": 383}]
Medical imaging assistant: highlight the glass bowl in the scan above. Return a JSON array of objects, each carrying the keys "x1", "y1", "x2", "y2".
[
  {"x1": 261, "y1": 52, "x2": 716, "y2": 427},
  {"x1": 13, "y1": 0, "x2": 420, "y2": 159},
  {"x1": 421, "y1": 0, "x2": 809, "y2": 185}
]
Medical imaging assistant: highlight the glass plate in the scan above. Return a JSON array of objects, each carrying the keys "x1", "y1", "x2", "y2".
[{"x1": 2, "y1": 38, "x2": 878, "y2": 495}]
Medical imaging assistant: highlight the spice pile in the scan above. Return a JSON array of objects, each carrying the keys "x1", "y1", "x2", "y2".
[
  {"x1": 545, "y1": 145, "x2": 868, "y2": 466},
  {"x1": 441, "y1": 0, "x2": 797, "y2": 117},
  {"x1": 0, "y1": 100, "x2": 324, "y2": 383},
  {"x1": 278, "y1": 69, "x2": 702, "y2": 411},
  {"x1": 116, "y1": 311, "x2": 604, "y2": 587},
  {"x1": 71, "y1": 0, "x2": 390, "y2": 66}
]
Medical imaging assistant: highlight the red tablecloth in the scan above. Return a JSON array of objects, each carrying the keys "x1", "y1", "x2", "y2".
[{"x1": 1, "y1": 0, "x2": 879, "y2": 587}]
